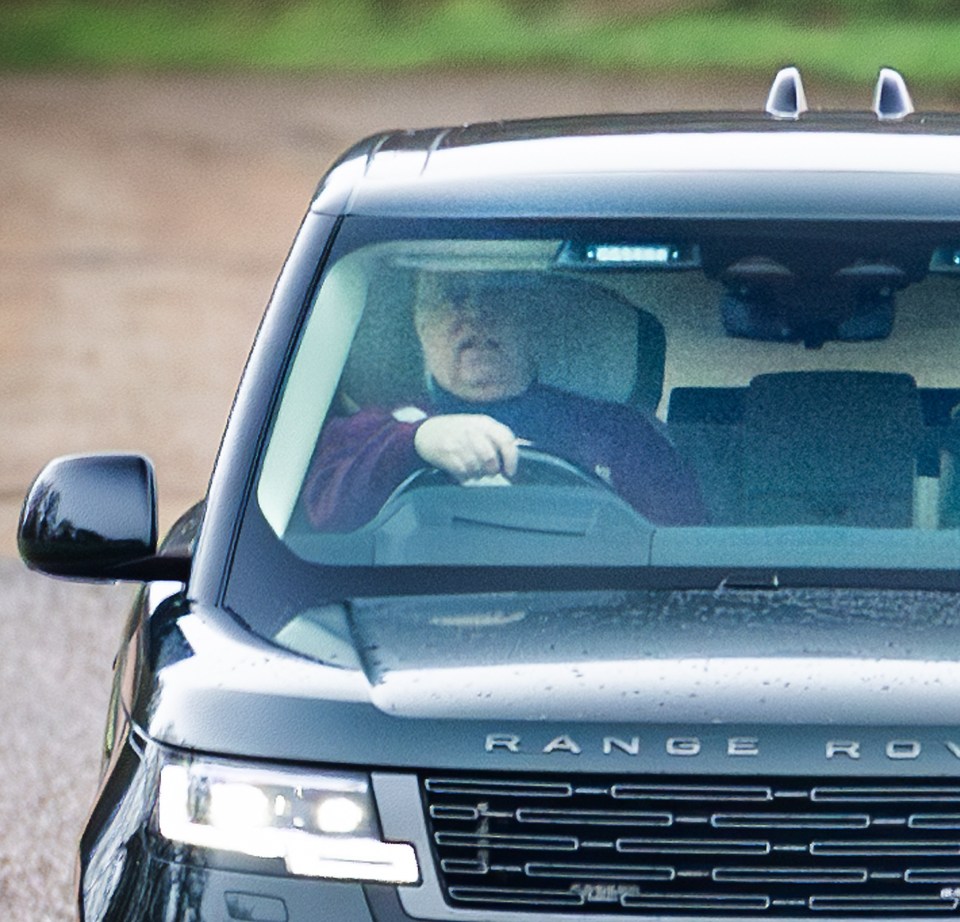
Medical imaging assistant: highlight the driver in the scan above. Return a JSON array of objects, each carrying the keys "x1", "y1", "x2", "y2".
[{"x1": 303, "y1": 286, "x2": 706, "y2": 531}]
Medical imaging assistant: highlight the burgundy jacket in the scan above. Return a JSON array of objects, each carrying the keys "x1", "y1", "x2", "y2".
[{"x1": 303, "y1": 383, "x2": 706, "y2": 532}]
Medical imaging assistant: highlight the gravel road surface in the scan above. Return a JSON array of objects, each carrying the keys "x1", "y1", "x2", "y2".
[
  {"x1": 0, "y1": 69, "x2": 899, "y2": 920},
  {"x1": 0, "y1": 558, "x2": 134, "y2": 920}
]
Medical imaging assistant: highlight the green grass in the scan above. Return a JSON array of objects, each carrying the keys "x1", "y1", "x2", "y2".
[{"x1": 4, "y1": 0, "x2": 960, "y2": 92}]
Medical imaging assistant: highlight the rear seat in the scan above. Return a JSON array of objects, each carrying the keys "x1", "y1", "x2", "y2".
[
  {"x1": 669, "y1": 371, "x2": 927, "y2": 527},
  {"x1": 667, "y1": 387, "x2": 746, "y2": 525},
  {"x1": 744, "y1": 372, "x2": 921, "y2": 527},
  {"x1": 932, "y1": 393, "x2": 960, "y2": 527}
]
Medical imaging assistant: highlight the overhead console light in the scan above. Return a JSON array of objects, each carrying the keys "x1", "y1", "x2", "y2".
[
  {"x1": 929, "y1": 246, "x2": 960, "y2": 273},
  {"x1": 556, "y1": 241, "x2": 701, "y2": 270}
]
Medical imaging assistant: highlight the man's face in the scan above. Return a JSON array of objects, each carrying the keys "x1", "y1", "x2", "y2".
[{"x1": 415, "y1": 296, "x2": 535, "y2": 402}]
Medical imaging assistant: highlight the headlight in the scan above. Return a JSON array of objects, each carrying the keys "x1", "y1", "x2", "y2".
[{"x1": 157, "y1": 755, "x2": 419, "y2": 884}]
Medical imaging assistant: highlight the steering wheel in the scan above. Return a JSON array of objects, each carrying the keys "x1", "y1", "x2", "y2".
[{"x1": 385, "y1": 446, "x2": 614, "y2": 500}]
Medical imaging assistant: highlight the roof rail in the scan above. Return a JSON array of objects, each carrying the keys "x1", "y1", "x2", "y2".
[
  {"x1": 873, "y1": 68, "x2": 914, "y2": 120},
  {"x1": 765, "y1": 67, "x2": 808, "y2": 120}
]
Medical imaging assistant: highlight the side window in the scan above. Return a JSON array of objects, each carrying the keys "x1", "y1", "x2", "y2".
[{"x1": 256, "y1": 248, "x2": 370, "y2": 536}]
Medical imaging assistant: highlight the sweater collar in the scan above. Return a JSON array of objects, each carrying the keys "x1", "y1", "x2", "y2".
[{"x1": 427, "y1": 378, "x2": 536, "y2": 415}]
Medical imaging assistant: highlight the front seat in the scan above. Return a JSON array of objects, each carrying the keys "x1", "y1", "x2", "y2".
[{"x1": 339, "y1": 271, "x2": 668, "y2": 415}]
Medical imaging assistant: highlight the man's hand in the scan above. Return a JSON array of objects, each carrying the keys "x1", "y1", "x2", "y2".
[{"x1": 414, "y1": 414, "x2": 521, "y2": 482}]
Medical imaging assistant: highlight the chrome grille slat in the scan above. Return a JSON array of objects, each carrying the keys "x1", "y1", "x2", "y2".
[
  {"x1": 713, "y1": 867, "x2": 869, "y2": 884},
  {"x1": 430, "y1": 804, "x2": 480, "y2": 821},
  {"x1": 435, "y1": 831, "x2": 579, "y2": 851},
  {"x1": 908, "y1": 869, "x2": 960, "y2": 883},
  {"x1": 423, "y1": 774, "x2": 960, "y2": 916},
  {"x1": 811, "y1": 841, "x2": 960, "y2": 856},
  {"x1": 814, "y1": 787, "x2": 960, "y2": 803},
  {"x1": 612, "y1": 784, "x2": 773, "y2": 802},
  {"x1": 809, "y1": 896, "x2": 958, "y2": 912},
  {"x1": 426, "y1": 778, "x2": 574, "y2": 797},
  {"x1": 621, "y1": 893, "x2": 772, "y2": 911},
  {"x1": 517, "y1": 808, "x2": 673, "y2": 827},
  {"x1": 525, "y1": 863, "x2": 675, "y2": 881},
  {"x1": 441, "y1": 857, "x2": 489, "y2": 875},
  {"x1": 449, "y1": 886, "x2": 585, "y2": 906},
  {"x1": 913, "y1": 816, "x2": 960, "y2": 829},
  {"x1": 713, "y1": 813, "x2": 870, "y2": 830},
  {"x1": 617, "y1": 837, "x2": 771, "y2": 855}
]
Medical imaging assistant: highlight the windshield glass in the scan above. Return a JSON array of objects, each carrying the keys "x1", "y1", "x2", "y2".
[{"x1": 254, "y1": 216, "x2": 960, "y2": 574}]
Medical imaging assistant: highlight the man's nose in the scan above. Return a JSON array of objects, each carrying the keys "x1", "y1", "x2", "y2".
[{"x1": 449, "y1": 309, "x2": 479, "y2": 334}]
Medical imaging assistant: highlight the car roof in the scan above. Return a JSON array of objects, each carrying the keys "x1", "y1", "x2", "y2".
[{"x1": 311, "y1": 72, "x2": 960, "y2": 222}]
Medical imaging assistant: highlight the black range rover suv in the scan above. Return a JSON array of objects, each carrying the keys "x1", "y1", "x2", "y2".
[{"x1": 21, "y1": 67, "x2": 960, "y2": 921}]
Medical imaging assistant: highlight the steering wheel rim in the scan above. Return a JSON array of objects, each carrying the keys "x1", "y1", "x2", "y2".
[{"x1": 385, "y1": 446, "x2": 613, "y2": 500}]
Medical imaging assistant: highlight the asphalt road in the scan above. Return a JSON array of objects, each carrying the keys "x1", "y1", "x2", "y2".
[
  {"x1": 0, "y1": 558, "x2": 134, "y2": 920},
  {"x1": 0, "y1": 69, "x2": 893, "y2": 920}
]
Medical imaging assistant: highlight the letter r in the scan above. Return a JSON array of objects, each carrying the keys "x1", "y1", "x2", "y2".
[
  {"x1": 486, "y1": 734, "x2": 521, "y2": 753},
  {"x1": 826, "y1": 741, "x2": 860, "y2": 760}
]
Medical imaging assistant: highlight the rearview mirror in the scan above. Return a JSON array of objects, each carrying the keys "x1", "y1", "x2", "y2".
[{"x1": 18, "y1": 453, "x2": 158, "y2": 580}]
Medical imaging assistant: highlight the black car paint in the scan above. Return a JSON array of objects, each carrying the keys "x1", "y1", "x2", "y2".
[
  {"x1": 123, "y1": 580, "x2": 960, "y2": 771},
  {"x1": 24, "y1": 105, "x2": 960, "y2": 920},
  {"x1": 18, "y1": 453, "x2": 159, "y2": 579},
  {"x1": 80, "y1": 572, "x2": 960, "y2": 919},
  {"x1": 310, "y1": 114, "x2": 960, "y2": 221}
]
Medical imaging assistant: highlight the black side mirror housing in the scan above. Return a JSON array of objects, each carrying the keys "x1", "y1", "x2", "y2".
[{"x1": 18, "y1": 453, "x2": 160, "y2": 580}]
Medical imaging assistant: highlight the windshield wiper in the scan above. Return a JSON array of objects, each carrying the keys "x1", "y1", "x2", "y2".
[{"x1": 718, "y1": 571, "x2": 782, "y2": 591}]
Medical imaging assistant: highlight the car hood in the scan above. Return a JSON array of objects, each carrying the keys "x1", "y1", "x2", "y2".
[
  {"x1": 140, "y1": 586, "x2": 960, "y2": 774},
  {"x1": 345, "y1": 588, "x2": 960, "y2": 722}
]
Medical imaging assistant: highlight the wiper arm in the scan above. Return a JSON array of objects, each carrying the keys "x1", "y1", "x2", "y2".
[{"x1": 717, "y1": 571, "x2": 781, "y2": 592}]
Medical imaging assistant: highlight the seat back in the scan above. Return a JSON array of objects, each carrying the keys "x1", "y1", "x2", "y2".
[
  {"x1": 743, "y1": 371, "x2": 922, "y2": 526},
  {"x1": 339, "y1": 270, "x2": 667, "y2": 413},
  {"x1": 667, "y1": 387, "x2": 746, "y2": 525}
]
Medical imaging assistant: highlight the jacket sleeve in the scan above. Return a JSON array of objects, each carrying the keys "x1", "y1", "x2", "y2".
[{"x1": 301, "y1": 408, "x2": 424, "y2": 532}]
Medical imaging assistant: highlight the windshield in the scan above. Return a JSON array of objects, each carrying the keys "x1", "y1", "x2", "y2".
[{"x1": 253, "y1": 216, "x2": 960, "y2": 575}]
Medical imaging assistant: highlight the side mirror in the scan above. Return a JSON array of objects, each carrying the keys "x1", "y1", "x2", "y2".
[{"x1": 18, "y1": 453, "x2": 159, "y2": 580}]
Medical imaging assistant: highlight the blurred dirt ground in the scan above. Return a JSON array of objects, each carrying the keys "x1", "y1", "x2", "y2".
[{"x1": 0, "y1": 70, "x2": 911, "y2": 919}]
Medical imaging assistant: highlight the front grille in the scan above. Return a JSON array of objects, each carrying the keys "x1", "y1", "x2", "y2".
[{"x1": 421, "y1": 774, "x2": 960, "y2": 915}]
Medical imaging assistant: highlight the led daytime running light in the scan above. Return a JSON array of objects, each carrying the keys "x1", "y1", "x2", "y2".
[{"x1": 158, "y1": 763, "x2": 419, "y2": 884}]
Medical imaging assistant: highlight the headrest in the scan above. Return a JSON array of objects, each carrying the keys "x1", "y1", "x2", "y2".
[
  {"x1": 746, "y1": 371, "x2": 921, "y2": 438},
  {"x1": 340, "y1": 271, "x2": 666, "y2": 413}
]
